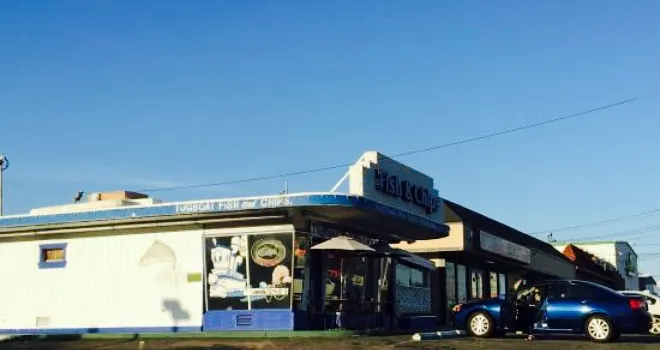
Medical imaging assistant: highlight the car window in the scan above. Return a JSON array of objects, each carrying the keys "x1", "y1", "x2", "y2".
[
  {"x1": 554, "y1": 282, "x2": 602, "y2": 300},
  {"x1": 515, "y1": 284, "x2": 550, "y2": 304}
]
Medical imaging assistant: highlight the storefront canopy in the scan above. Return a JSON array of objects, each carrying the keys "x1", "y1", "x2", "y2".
[{"x1": 0, "y1": 193, "x2": 449, "y2": 242}]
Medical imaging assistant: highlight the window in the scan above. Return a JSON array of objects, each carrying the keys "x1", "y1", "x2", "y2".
[
  {"x1": 204, "y1": 232, "x2": 294, "y2": 312},
  {"x1": 410, "y1": 267, "x2": 425, "y2": 288},
  {"x1": 489, "y1": 272, "x2": 498, "y2": 298},
  {"x1": 446, "y1": 262, "x2": 457, "y2": 310},
  {"x1": 498, "y1": 273, "x2": 507, "y2": 297},
  {"x1": 38, "y1": 243, "x2": 67, "y2": 269},
  {"x1": 470, "y1": 268, "x2": 484, "y2": 300},
  {"x1": 516, "y1": 284, "x2": 550, "y2": 306},
  {"x1": 457, "y1": 264, "x2": 467, "y2": 303},
  {"x1": 395, "y1": 263, "x2": 429, "y2": 288},
  {"x1": 555, "y1": 282, "x2": 601, "y2": 300}
]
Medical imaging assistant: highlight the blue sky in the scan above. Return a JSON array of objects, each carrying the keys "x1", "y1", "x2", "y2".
[{"x1": 1, "y1": 1, "x2": 660, "y2": 273}]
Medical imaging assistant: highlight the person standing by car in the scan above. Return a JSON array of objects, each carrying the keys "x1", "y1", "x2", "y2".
[{"x1": 516, "y1": 285, "x2": 547, "y2": 341}]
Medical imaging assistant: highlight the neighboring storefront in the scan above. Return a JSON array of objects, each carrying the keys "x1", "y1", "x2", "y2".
[
  {"x1": 554, "y1": 243, "x2": 624, "y2": 290},
  {"x1": 560, "y1": 241, "x2": 639, "y2": 290},
  {"x1": 394, "y1": 199, "x2": 576, "y2": 325},
  {"x1": 639, "y1": 275, "x2": 658, "y2": 293}
]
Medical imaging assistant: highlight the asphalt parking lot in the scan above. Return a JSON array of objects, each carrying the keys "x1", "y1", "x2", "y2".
[{"x1": 1, "y1": 334, "x2": 660, "y2": 350}]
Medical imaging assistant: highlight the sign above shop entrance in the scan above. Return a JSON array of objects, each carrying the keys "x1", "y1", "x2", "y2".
[
  {"x1": 347, "y1": 151, "x2": 443, "y2": 222},
  {"x1": 480, "y1": 231, "x2": 531, "y2": 264}
]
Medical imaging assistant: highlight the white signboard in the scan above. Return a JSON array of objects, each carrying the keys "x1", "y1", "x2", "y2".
[
  {"x1": 480, "y1": 231, "x2": 531, "y2": 264},
  {"x1": 347, "y1": 151, "x2": 443, "y2": 222}
]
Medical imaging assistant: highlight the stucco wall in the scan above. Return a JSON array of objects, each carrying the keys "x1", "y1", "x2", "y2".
[{"x1": 0, "y1": 228, "x2": 204, "y2": 333}]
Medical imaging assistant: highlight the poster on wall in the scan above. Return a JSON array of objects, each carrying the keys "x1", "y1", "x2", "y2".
[
  {"x1": 205, "y1": 235, "x2": 249, "y2": 311},
  {"x1": 247, "y1": 233, "x2": 293, "y2": 309}
]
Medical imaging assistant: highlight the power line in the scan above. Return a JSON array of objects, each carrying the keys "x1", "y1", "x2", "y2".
[
  {"x1": 6, "y1": 173, "x2": 34, "y2": 209},
  {"x1": 529, "y1": 209, "x2": 660, "y2": 235},
  {"x1": 555, "y1": 223, "x2": 660, "y2": 242},
  {"x1": 137, "y1": 93, "x2": 656, "y2": 193}
]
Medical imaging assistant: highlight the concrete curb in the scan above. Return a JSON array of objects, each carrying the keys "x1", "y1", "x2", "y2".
[{"x1": 412, "y1": 330, "x2": 467, "y2": 341}]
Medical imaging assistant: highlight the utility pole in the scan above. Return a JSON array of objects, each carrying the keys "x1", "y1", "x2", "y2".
[{"x1": 0, "y1": 154, "x2": 8, "y2": 217}]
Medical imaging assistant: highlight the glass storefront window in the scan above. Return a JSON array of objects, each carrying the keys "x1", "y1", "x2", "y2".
[
  {"x1": 205, "y1": 232, "x2": 294, "y2": 311},
  {"x1": 471, "y1": 269, "x2": 484, "y2": 300},
  {"x1": 489, "y1": 272, "x2": 498, "y2": 298},
  {"x1": 445, "y1": 262, "x2": 456, "y2": 320},
  {"x1": 396, "y1": 263, "x2": 410, "y2": 287},
  {"x1": 326, "y1": 252, "x2": 342, "y2": 301},
  {"x1": 344, "y1": 256, "x2": 367, "y2": 302},
  {"x1": 456, "y1": 264, "x2": 467, "y2": 303},
  {"x1": 410, "y1": 268, "x2": 425, "y2": 287},
  {"x1": 396, "y1": 262, "x2": 429, "y2": 288},
  {"x1": 292, "y1": 235, "x2": 308, "y2": 312},
  {"x1": 498, "y1": 273, "x2": 507, "y2": 297}
]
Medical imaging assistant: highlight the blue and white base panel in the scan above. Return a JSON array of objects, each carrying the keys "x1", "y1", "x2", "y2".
[
  {"x1": 0, "y1": 310, "x2": 294, "y2": 335},
  {"x1": 203, "y1": 309, "x2": 294, "y2": 331},
  {"x1": 0, "y1": 326, "x2": 202, "y2": 335}
]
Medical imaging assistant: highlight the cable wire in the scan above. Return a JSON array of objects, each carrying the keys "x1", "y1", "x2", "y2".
[
  {"x1": 6, "y1": 173, "x2": 34, "y2": 209},
  {"x1": 137, "y1": 93, "x2": 656, "y2": 193},
  {"x1": 554, "y1": 223, "x2": 660, "y2": 242},
  {"x1": 529, "y1": 209, "x2": 660, "y2": 235}
]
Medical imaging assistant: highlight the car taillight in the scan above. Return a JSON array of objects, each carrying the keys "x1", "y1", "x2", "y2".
[
  {"x1": 629, "y1": 299, "x2": 645, "y2": 310},
  {"x1": 452, "y1": 304, "x2": 462, "y2": 313}
]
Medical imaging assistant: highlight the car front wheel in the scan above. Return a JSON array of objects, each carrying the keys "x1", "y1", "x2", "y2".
[
  {"x1": 651, "y1": 316, "x2": 660, "y2": 335},
  {"x1": 467, "y1": 311, "x2": 494, "y2": 338},
  {"x1": 585, "y1": 315, "x2": 614, "y2": 342}
]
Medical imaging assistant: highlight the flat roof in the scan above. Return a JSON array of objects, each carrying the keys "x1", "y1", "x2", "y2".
[{"x1": 0, "y1": 192, "x2": 449, "y2": 240}]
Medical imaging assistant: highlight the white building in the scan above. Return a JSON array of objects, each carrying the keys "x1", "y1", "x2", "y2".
[
  {"x1": 0, "y1": 151, "x2": 449, "y2": 335},
  {"x1": 554, "y1": 241, "x2": 638, "y2": 290}
]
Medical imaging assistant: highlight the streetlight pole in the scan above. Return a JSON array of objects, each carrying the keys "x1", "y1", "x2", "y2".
[{"x1": 0, "y1": 154, "x2": 8, "y2": 217}]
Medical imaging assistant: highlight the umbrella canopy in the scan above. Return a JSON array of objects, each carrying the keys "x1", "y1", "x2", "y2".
[
  {"x1": 310, "y1": 236, "x2": 375, "y2": 252},
  {"x1": 358, "y1": 241, "x2": 407, "y2": 257}
]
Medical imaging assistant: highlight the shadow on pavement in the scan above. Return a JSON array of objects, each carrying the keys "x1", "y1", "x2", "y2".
[{"x1": 517, "y1": 334, "x2": 660, "y2": 343}]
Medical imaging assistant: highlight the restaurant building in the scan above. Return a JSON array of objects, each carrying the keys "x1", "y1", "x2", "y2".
[
  {"x1": 0, "y1": 151, "x2": 448, "y2": 335},
  {"x1": 394, "y1": 200, "x2": 576, "y2": 324}
]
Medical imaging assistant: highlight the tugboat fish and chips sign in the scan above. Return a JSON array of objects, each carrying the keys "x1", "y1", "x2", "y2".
[{"x1": 251, "y1": 238, "x2": 287, "y2": 267}]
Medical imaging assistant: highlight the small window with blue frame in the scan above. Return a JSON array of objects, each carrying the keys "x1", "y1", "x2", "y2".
[{"x1": 39, "y1": 243, "x2": 67, "y2": 269}]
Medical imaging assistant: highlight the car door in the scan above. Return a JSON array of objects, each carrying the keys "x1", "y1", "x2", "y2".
[
  {"x1": 514, "y1": 283, "x2": 550, "y2": 332},
  {"x1": 544, "y1": 281, "x2": 593, "y2": 332},
  {"x1": 499, "y1": 293, "x2": 518, "y2": 330}
]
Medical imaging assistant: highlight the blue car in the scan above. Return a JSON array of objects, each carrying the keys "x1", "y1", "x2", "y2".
[{"x1": 451, "y1": 280, "x2": 652, "y2": 342}]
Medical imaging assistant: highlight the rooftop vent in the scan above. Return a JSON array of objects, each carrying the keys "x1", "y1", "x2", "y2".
[
  {"x1": 88, "y1": 191, "x2": 149, "y2": 202},
  {"x1": 29, "y1": 190, "x2": 162, "y2": 215}
]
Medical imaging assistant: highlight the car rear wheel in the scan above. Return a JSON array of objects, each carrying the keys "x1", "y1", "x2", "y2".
[
  {"x1": 585, "y1": 315, "x2": 614, "y2": 342},
  {"x1": 467, "y1": 312, "x2": 494, "y2": 338},
  {"x1": 651, "y1": 316, "x2": 660, "y2": 335}
]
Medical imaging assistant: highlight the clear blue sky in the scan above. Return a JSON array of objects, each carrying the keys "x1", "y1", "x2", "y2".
[{"x1": 2, "y1": 1, "x2": 660, "y2": 273}]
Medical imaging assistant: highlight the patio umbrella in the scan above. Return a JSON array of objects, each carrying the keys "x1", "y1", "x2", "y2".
[
  {"x1": 358, "y1": 241, "x2": 407, "y2": 257},
  {"x1": 311, "y1": 236, "x2": 375, "y2": 308},
  {"x1": 310, "y1": 236, "x2": 376, "y2": 252}
]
